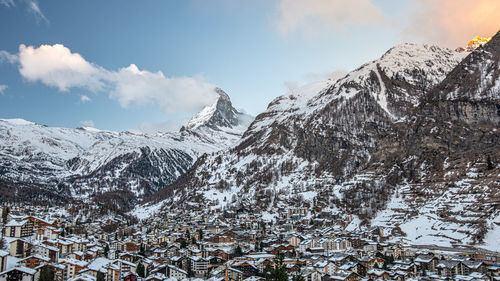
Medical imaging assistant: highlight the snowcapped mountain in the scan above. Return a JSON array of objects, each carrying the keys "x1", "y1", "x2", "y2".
[
  {"x1": 152, "y1": 33, "x2": 500, "y2": 250},
  {"x1": 0, "y1": 89, "x2": 252, "y2": 209}
]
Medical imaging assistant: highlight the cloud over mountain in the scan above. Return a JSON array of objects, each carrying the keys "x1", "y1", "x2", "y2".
[{"x1": 1, "y1": 43, "x2": 219, "y2": 114}]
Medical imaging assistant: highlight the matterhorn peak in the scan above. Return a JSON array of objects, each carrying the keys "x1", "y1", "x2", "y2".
[{"x1": 186, "y1": 88, "x2": 252, "y2": 131}]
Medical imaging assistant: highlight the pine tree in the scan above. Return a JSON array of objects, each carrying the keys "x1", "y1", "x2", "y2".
[
  {"x1": 96, "y1": 272, "x2": 105, "y2": 281},
  {"x1": 180, "y1": 240, "x2": 187, "y2": 249},
  {"x1": 234, "y1": 245, "x2": 243, "y2": 257},
  {"x1": 139, "y1": 243, "x2": 146, "y2": 256},
  {"x1": 136, "y1": 262, "x2": 145, "y2": 278},
  {"x1": 265, "y1": 252, "x2": 288, "y2": 281},
  {"x1": 292, "y1": 265, "x2": 305, "y2": 281},
  {"x1": 487, "y1": 155, "x2": 494, "y2": 170},
  {"x1": 104, "y1": 244, "x2": 110, "y2": 257},
  {"x1": 39, "y1": 266, "x2": 54, "y2": 281}
]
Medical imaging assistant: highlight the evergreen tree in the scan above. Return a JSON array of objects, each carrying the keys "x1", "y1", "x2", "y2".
[
  {"x1": 104, "y1": 244, "x2": 110, "y2": 257},
  {"x1": 487, "y1": 155, "x2": 494, "y2": 170},
  {"x1": 234, "y1": 245, "x2": 243, "y2": 257},
  {"x1": 136, "y1": 262, "x2": 145, "y2": 278},
  {"x1": 96, "y1": 272, "x2": 105, "y2": 281},
  {"x1": 292, "y1": 265, "x2": 305, "y2": 281},
  {"x1": 180, "y1": 239, "x2": 187, "y2": 249},
  {"x1": 39, "y1": 266, "x2": 54, "y2": 281},
  {"x1": 265, "y1": 252, "x2": 288, "y2": 281},
  {"x1": 139, "y1": 243, "x2": 146, "y2": 256}
]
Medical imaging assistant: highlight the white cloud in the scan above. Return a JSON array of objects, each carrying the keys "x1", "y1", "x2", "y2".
[
  {"x1": 80, "y1": 120, "x2": 95, "y2": 127},
  {"x1": 0, "y1": 0, "x2": 15, "y2": 8},
  {"x1": 0, "y1": 0, "x2": 48, "y2": 23},
  {"x1": 0, "y1": 50, "x2": 18, "y2": 64},
  {"x1": 0, "y1": 43, "x2": 219, "y2": 115},
  {"x1": 26, "y1": 0, "x2": 48, "y2": 23},
  {"x1": 283, "y1": 80, "x2": 299, "y2": 92},
  {"x1": 0, "y1": 84, "x2": 7, "y2": 94},
  {"x1": 18, "y1": 44, "x2": 105, "y2": 92},
  {"x1": 108, "y1": 64, "x2": 218, "y2": 114},
  {"x1": 275, "y1": 0, "x2": 386, "y2": 36},
  {"x1": 80, "y1": 95, "x2": 91, "y2": 103}
]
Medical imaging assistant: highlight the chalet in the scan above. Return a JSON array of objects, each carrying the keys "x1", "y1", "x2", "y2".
[
  {"x1": 58, "y1": 239, "x2": 74, "y2": 255},
  {"x1": 19, "y1": 255, "x2": 51, "y2": 268},
  {"x1": 4, "y1": 219, "x2": 33, "y2": 238},
  {"x1": 337, "y1": 261, "x2": 367, "y2": 276},
  {"x1": 112, "y1": 259, "x2": 136, "y2": 274},
  {"x1": 25, "y1": 216, "x2": 58, "y2": 228},
  {"x1": 167, "y1": 264, "x2": 188, "y2": 279},
  {"x1": 60, "y1": 257, "x2": 88, "y2": 280},
  {"x1": 145, "y1": 273, "x2": 167, "y2": 281},
  {"x1": 189, "y1": 256, "x2": 209, "y2": 276},
  {"x1": 461, "y1": 259, "x2": 485, "y2": 275},
  {"x1": 228, "y1": 267, "x2": 244, "y2": 281},
  {"x1": 33, "y1": 242, "x2": 60, "y2": 262},
  {"x1": 67, "y1": 273, "x2": 97, "y2": 281},
  {"x1": 327, "y1": 270, "x2": 361, "y2": 281},
  {"x1": 232, "y1": 261, "x2": 260, "y2": 277},
  {"x1": 313, "y1": 260, "x2": 330, "y2": 274},
  {"x1": 0, "y1": 266, "x2": 38, "y2": 281},
  {"x1": 367, "y1": 269, "x2": 391, "y2": 280},
  {"x1": 36, "y1": 226, "x2": 61, "y2": 240},
  {"x1": 414, "y1": 254, "x2": 438, "y2": 272},
  {"x1": 303, "y1": 269, "x2": 322, "y2": 281},
  {"x1": 358, "y1": 256, "x2": 384, "y2": 269},
  {"x1": 9, "y1": 239, "x2": 32, "y2": 258},
  {"x1": 105, "y1": 263, "x2": 120, "y2": 281},
  {"x1": 436, "y1": 260, "x2": 460, "y2": 278},
  {"x1": 288, "y1": 235, "x2": 304, "y2": 247},
  {"x1": 122, "y1": 242, "x2": 140, "y2": 253}
]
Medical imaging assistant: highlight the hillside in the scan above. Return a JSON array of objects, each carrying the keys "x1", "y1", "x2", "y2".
[{"x1": 150, "y1": 33, "x2": 500, "y2": 250}]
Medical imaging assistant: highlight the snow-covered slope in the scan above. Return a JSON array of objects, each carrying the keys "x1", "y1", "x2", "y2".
[
  {"x1": 0, "y1": 89, "x2": 253, "y2": 209},
  {"x1": 153, "y1": 34, "x2": 500, "y2": 250}
]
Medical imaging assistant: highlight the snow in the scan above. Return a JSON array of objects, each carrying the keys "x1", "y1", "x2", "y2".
[
  {"x1": 345, "y1": 216, "x2": 361, "y2": 232},
  {"x1": 374, "y1": 69, "x2": 394, "y2": 119},
  {"x1": 130, "y1": 201, "x2": 165, "y2": 220},
  {"x1": 0, "y1": 118, "x2": 35, "y2": 125},
  {"x1": 0, "y1": 95, "x2": 250, "y2": 198},
  {"x1": 187, "y1": 102, "x2": 218, "y2": 130},
  {"x1": 6, "y1": 256, "x2": 21, "y2": 271},
  {"x1": 480, "y1": 214, "x2": 500, "y2": 252}
]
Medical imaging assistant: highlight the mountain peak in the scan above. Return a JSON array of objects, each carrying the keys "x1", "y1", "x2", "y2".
[{"x1": 186, "y1": 88, "x2": 250, "y2": 131}]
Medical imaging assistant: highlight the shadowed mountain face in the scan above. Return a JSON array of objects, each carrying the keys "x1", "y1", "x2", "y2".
[
  {"x1": 154, "y1": 33, "x2": 499, "y2": 247},
  {"x1": 0, "y1": 89, "x2": 253, "y2": 210}
]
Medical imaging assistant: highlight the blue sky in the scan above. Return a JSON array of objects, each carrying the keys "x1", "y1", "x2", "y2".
[{"x1": 0, "y1": 0, "x2": 497, "y2": 131}]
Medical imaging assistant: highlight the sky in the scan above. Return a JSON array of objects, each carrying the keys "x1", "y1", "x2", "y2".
[{"x1": 0, "y1": 0, "x2": 498, "y2": 132}]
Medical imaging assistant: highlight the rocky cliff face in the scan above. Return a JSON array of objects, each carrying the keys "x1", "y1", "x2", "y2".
[
  {"x1": 0, "y1": 89, "x2": 252, "y2": 210},
  {"x1": 155, "y1": 33, "x2": 500, "y2": 249}
]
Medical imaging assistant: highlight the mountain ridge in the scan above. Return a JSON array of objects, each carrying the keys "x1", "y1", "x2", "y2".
[
  {"x1": 0, "y1": 88, "x2": 253, "y2": 210},
  {"x1": 147, "y1": 34, "x2": 500, "y2": 250}
]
